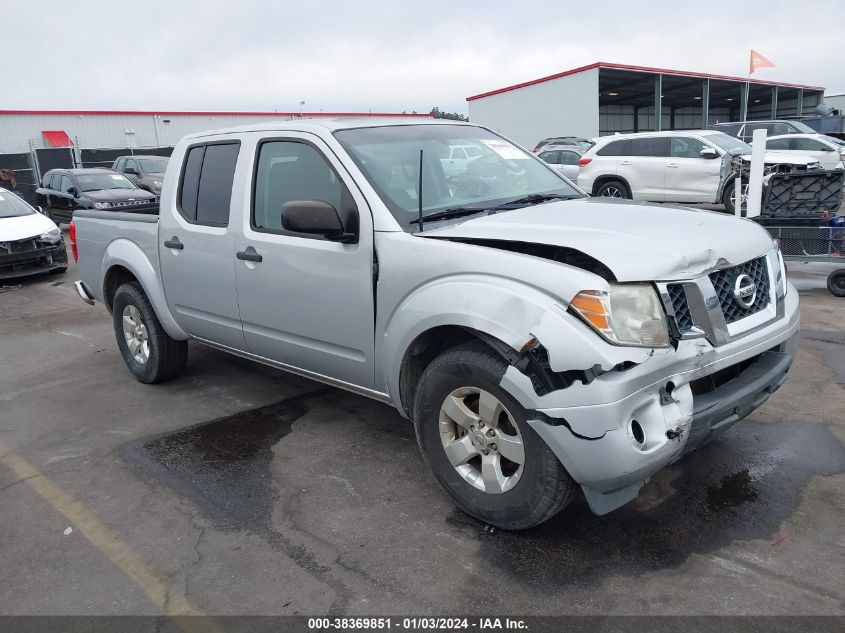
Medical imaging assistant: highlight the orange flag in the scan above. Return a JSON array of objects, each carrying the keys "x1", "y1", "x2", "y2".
[{"x1": 750, "y1": 50, "x2": 775, "y2": 74}]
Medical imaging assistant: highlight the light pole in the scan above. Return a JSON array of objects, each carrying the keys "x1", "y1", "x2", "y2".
[{"x1": 299, "y1": 100, "x2": 305, "y2": 117}]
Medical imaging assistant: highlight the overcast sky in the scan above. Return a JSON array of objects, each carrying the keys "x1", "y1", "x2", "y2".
[{"x1": 2, "y1": 1, "x2": 842, "y2": 115}]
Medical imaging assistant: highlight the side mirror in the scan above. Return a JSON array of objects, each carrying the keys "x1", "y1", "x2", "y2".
[
  {"x1": 281, "y1": 200, "x2": 357, "y2": 243},
  {"x1": 68, "y1": 186, "x2": 79, "y2": 197},
  {"x1": 699, "y1": 147, "x2": 719, "y2": 159}
]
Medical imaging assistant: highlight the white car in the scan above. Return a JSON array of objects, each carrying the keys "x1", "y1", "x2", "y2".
[
  {"x1": 576, "y1": 130, "x2": 821, "y2": 211},
  {"x1": 761, "y1": 133, "x2": 845, "y2": 171},
  {"x1": 537, "y1": 145, "x2": 583, "y2": 180},
  {"x1": 0, "y1": 187, "x2": 68, "y2": 279},
  {"x1": 439, "y1": 144, "x2": 483, "y2": 177}
]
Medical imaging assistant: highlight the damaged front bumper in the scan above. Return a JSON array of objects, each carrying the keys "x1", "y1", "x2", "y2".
[
  {"x1": 504, "y1": 284, "x2": 800, "y2": 515},
  {"x1": 0, "y1": 239, "x2": 68, "y2": 280}
]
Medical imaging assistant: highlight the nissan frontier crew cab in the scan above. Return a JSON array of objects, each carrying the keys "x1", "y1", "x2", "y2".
[{"x1": 71, "y1": 119, "x2": 799, "y2": 530}]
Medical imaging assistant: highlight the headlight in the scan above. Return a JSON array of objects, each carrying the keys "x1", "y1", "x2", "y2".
[
  {"x1": 153, "y1": 180, "x2": 162, "y2": 188},
  {"x1": 570, "y1": 284, "x2": 670, "y2": 348},
  {"x1": 39, "y1": 227, "x2": 62, "y2": 244},
  {"x1": 93, "y1": 201, "x2": 111, "y2": 209}
]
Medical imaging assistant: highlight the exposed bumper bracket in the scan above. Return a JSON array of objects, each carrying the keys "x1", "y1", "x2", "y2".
[{"x1": 74, "y1": 280, "x2": 96, "y2": 305}]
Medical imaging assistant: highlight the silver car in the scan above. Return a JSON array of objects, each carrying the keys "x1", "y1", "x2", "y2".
[{"x1": 537, "y1": 144, "x2": 583, "y2": 180}]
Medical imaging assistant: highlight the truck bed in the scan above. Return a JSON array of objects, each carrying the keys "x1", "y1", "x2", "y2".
[{"x1": 73, "y1": 209, "x2": 159, "y2": 304}]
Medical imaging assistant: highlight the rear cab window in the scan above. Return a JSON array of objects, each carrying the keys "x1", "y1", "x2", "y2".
[{"x1": 177, "y1": 141, "x2": 240, "y2": 226}]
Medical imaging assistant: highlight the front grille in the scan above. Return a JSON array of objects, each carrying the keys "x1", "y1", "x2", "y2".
[
  {"x1": 708, "y1": 257, "x2": 769, "y2": 324},
  {"x1": 667, "y1": 284, "x2": 693, "y2": 333}
]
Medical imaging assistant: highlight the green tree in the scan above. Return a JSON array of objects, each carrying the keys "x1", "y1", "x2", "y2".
[{"x1": 430, "y1": 106, "x2": 468, "y2": 121}]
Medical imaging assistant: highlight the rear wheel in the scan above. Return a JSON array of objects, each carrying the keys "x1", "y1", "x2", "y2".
[
  {"x1": 827, "y1": 269, "x2": 845, "y2": 297},
  {"x1": 595, "y1": 179, "x2": 629, "y2": 199},
  {"x1": 112, "y1": 281, "x2": 188, "y2": 383},
  {"x1": 413, "y1": 341, "x2": 578, "y2": 530}
]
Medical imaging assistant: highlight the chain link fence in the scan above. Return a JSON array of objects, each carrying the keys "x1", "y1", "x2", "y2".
[{"x1": 0, "y1": 140, "x2": 174, "y2": 206}]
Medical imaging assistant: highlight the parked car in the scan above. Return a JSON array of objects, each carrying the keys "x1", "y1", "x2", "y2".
[
  {"x1": 72, "y1": 119, "x2": 798, "y2": 530},
  {"x1": 35, "y1": 168, "x2": 157, "y2": 224},
  {"x1": 0, "y1": 187, "x2": 67, "y2": 279},
  {"x1": 710, "y1": 120, "x2": 817, "y2": 143},
  {"x1": 532, "y1": 136, "x2": 595, "y2": 153},
  {"x1": 759, "y1": 133, "x2": 845, "y2": 171},
  {"x1": 111, "y1": 155, "x2": 169, "y2": 195},
  {"x1": 537, "y1": 145, "x2": 583, "y2": 180},
  {"x1": 439, "y1": 144, "x2": 483, "y2": 178},
  {"x1": 577, "y1": 130, "x2": 821, "y2": 212}
]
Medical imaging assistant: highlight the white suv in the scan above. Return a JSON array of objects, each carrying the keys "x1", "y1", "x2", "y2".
[{"x1": 577, "y1": 130, "x2": 820, "y2": 211}]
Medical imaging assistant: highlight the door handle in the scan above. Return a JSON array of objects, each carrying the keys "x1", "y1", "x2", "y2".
[
  {"x1": 667, "y1": 163, "x2": 679, "y2": 168},
  {"x1": 236, "y1": 247, "x2": 262, "y2": 263},
  {"x1": 163, "y1": 236, "x2": 184, "y2": 250},
  {"x1": 619, "y1": 160, "x2": 631, "y2": 166}
]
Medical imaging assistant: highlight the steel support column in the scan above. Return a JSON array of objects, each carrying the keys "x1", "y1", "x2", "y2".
[
  {"x1": 654, "y1": 74, "x2": 662, "y2": 131},
  {"x1": 702, "y1": 78, "x2": 710, "y2": 128}
]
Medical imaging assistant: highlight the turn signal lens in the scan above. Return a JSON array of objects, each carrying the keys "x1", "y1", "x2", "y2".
[{"x1": 570, "y1": 291, "x2": 612, "y2": 333}]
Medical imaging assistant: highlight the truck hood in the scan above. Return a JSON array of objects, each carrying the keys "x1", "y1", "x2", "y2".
[
  {"x1": 740, "y1": 151, "x2": 819, "y2": 166},
  {"x1": 82, "y1": 188, "x2": 156, "y2": 202},
  {"x1": 0, "y1": 211, "x2": 58, "y2": 242},
  {"x1": 420, "y1": 197, "x2": 774, "y2": 282}
]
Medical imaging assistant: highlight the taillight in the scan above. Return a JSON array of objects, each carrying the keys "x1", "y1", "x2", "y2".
[
  {"x1": 69, "y1": 220, "x2": 78, "y2": 263},
  {"x1": 532, "y1": 146, "x2": 541, "y2": 153},
  {"x1": 578, "y1": 157, "x2": 593, "y2": 166}
]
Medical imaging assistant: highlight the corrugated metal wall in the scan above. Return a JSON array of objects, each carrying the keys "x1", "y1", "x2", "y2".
[
  {"x1": 0, "y1": 112, "x2": 398, "y2": 153},
  {"x1": 467, "y1": 68, "x2": 600, "y2": 148}
]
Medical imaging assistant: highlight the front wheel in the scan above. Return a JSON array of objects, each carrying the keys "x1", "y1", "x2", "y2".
[
  {"x1": 828, "y1": 269, "x2": 845, "y2": 297},
  {"x1": 112, "y1": 281, "x2": 188, "y2": 383},
  {"x1": 413, "y1": 342, "x2": 578, "y2": 530}
]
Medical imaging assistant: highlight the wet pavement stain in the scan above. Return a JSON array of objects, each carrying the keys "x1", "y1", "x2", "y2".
[
  {"x1": 123, "y1": 388, "x2": 332, "y2": 534},
  {"x1": 445, "y1": 420, "x2": 845, "y2": 593}
]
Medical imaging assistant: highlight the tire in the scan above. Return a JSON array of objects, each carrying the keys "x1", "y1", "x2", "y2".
[
  {"x1": 828, "y1": 269, "x2": 845, "y2": 297},
  {"x1": 413, "y1": 341, "x2": 578, "y2": 530},
  {"x1": 112, "y1": 281, "x2": 188, "y2": 383},
  {"x1": 595, "y1": 179, "x2": 629, "y2": 199},
  {"x1": 722, "y1": 180, "x2": 748, "y2": 214}
]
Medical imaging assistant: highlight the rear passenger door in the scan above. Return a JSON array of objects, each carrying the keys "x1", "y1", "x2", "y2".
[
  {"x1": 665, "y1": 136, "x2": 721, "y2": 202},
  {"x1": 233, "y1": 134, "x2": 376, "y2": 389},
  {"x1": 620, "y1": 137, "x2": 667, "y2": 201},
  {"x1": 158, "y1": 140, "x2": 247, "y2": 350}
]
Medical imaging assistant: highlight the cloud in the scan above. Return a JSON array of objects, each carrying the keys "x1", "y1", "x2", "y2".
[{"x1": 0, "y1": 0, "x2": 841, "y2": 113}]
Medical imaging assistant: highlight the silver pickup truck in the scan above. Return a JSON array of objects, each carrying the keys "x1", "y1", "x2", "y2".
[{"x1": 72, "y1": 118, "x2": 799, "y2": 529}]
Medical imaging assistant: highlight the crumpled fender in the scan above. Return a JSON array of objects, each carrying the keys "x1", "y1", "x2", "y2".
[{"x1": 101, "y1": 238, "x2": 188, "y2": 340}]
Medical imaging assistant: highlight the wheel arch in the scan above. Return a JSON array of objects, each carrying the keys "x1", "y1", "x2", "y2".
[
  {"x1": 100, "y1": 239, "x2": 188, "y2": 340},
  {"x1": 592, "y1": 175, "x2": 631, "y2": 197}
]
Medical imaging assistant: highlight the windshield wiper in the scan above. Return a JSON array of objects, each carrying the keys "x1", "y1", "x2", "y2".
[
  {"x1": 409, "y1": 207, "x2": 487, "y2": 226},
  {"x1": 487, "y1": 193, "x2": 576, "y2": 211}
]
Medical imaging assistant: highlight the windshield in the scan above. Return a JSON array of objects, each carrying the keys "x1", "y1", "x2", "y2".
[
  {"x1": 137, "y1": 158, "x2": 168, "y2": 173},
  {"x1": 706, "y1": 132, "x2": 752, "y2": 155},
  {"x1": 0, "y1": 190, "x2": 36, "y2": 218},
  {"x1": 334, "y1": 125, "x2": 581, "y2": 230},
  {"x1": 77, "y1": 173, "x2": 136, "y2": 191},
  {"x1": 791, "y1": 121, "x2": 816, "y2": 134}
]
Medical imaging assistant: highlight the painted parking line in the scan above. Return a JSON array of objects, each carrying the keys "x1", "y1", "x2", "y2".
[{"x1": 0, "y1": 440, "x2": 217, "y2": 627}]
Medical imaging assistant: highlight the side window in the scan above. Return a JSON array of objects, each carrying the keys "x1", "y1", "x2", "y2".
[
  {"x1": 125, "y1": 158, "x2": 139, "y2": 173},
  {"x1": 766, "y1": 138, "x2": 791, "y2": 150},
  {"x1": 464, "y1": 146, "x2": 483, "y2": 158},
  {"x1": 60, "y1": 175, "x2": 74, "y2": 193},
  {"x1": 451, "y1": 148, "x2": 468, "y2": 160},
  {"x1": 772, "y1": 123, "x2": 792, "y2": 136},
  {"x1": 539, "y1": 150, "x2": 560, "y2": 164},
  {"x1": 43, "y1": 173, "x2": 54, "y2": 188},
  {"x1": 252, "y1": 140, "x2": 347, "y2": 235},
  {"x1": 596, "y1": 139, "x2": 630, "y2": 156},
  {"x1": 793, "y1": 138, "x2": 830, "y2": 152},
  {"x1": 115, "y1": 159, "x2": 126, "y2": 172},
  {"x1": 177, "y1": 142, "x2": 240, "y2": 226},
  {"x1": 717, "y1": 124, "x2": 741, "y2": 137},
  {"x1": 560, "y1": 151, "x2": 580, "y2": 166},
  {"x1": 670, "y1": 137, "x2": 708, "y2": 158},
  {"x1": 630, "y1": 137, "x2": 668, "y2": 157}
]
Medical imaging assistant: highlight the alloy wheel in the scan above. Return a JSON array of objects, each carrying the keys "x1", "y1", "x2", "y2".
[
  {"x1": 438, "y1": 387, "x2": 525, "y2": 494},
  {"x1": 122, "y1": 305, "x2": 150, "y2": 364}
]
